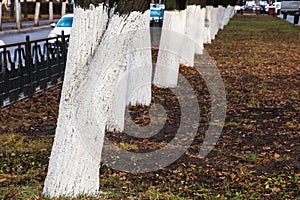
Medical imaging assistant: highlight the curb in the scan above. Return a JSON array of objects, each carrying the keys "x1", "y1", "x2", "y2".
[{"x1": 0, "y1": 25, "x2": 51, "y2": 36}]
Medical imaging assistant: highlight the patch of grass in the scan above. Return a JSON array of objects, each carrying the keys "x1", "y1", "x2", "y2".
[{"x1": 240, "y1": 153, "x2": 261, "y2": 164}]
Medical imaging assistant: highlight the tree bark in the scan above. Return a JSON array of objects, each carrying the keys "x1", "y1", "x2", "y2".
[
  {"x1": 49, "y1": 0, "x2": 54, "y2": 23},
  {"x1": 10, "y1": 0, "x2": 14, "y2": 18},
  {"x1": 0, "y1": 1, "x2": 2, "y2": 31},
  {"x1": 23, "y1": 0, "x2": 28, "y2": 18},
  {"x1": 61, "y1": 0, "x2": 66, "y2": 16},
  {"x1": 15, "y1": 0, "x2": 21, "y2": 29},
  {"x1": 43, "y1": 1, "x2": 151, "y2": 198},
  {"x1": 34, "y1": 0, "x2": 41, "y2": 26}
]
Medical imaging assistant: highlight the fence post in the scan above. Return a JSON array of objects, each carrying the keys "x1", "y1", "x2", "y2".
[
  {"x1": 25, "y1": 35, "x2": 34, "y2": 97},
  {"x1": 61, "y1": 30, "x2": 66, "y2": 80}
]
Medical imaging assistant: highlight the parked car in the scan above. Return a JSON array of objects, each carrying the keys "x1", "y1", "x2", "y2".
[
  {"x1": 0, "y1": 40, "x2": 5, "y2": 47},
  {"x1": 48, "y1": 14, "x2": 74, "y2": 52},
  {"x1": 242, "y1": 4, "x2": 265, "y2": 14},
  {"x1": 0, "y1": 40, "x2": 5, "y2": 53},
  {"x1": 150, "y1": 3, "x2": 165, "y2": 27},
  {"x1": 265, "y1": 2, "x2": 281, "y2": 15}
]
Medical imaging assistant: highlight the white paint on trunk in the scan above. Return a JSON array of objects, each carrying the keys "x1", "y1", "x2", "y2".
[
  {"x1": 210, "y1": 7, "x2": 219, "y2": 41},
  {"x1": 223, "y1": 6, "x2": 235, "y2": 26},
  {"x1": 34, "y1": 2, "x2": 40, "y2": 26},
  {"x1": 43, "y1": 5, "x2": 152, "y2": 197},
  {"x1": 0, "y1": 2, "x2": 2, "y2": 30},
  {"x1": 125, "y1": 10, "x2": 152, "y2": 106},
  {"x1": 15, "y1": 0, "x2": 21, "y2": 30},
  {"x1": 106, "y1": 10, "x2": 152, "y2": 131},
  {"x1": 218, "y1": 6, "x2": 226, "y2": 30},
  {"x1": 181, "y1": 5, "x2": 197, "y2": 67},
  {"x1": 43, "y1": 5, "x2": 109, "y2": 198},
  {"x1": 49, "y1": 2, "x2": 54, "y2": 23},
  {"x1": 153, "y1": 10, "x2": 186, "y2": 88},
  {"x1": 204, "y1": 6, "x2": 212, "y2": 44},
  {"x1": 194, "y1": 6, "x2": 206, "y2": 55},
  {"x1": 61, "y1": 2, "x2": 66, "y2": 17}
]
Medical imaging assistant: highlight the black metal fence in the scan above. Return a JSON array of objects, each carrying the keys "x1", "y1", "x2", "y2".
[{"x1": 0, "y1": 33, "x2": 69, "y2": 107}]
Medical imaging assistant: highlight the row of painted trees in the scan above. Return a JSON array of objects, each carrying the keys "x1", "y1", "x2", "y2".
[
  {"x1": 0, "y1": 0, "x2": 72, "y2": 30},
  {"x1": 43, "y1": 0, "x2": 238, "y2": 198},
  {"x1": 75, "y1": 0, "x2": 241, "y2": 11}
]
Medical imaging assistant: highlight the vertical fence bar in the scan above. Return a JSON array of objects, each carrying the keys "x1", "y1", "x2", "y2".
[
  {"x1": 25, "y1": 35, "x2": 34, "y2": 97},
  {"x1": 61, "y1": 30, "x2": 66, "y2": 81}
]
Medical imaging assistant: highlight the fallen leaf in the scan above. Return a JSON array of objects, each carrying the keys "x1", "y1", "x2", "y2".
[
  {"x1": 274, "y1": 153, "x2": 280, "y2": 158},
  {"x1": 0, "y1": 178, "x2": 7, "y2": 183}
]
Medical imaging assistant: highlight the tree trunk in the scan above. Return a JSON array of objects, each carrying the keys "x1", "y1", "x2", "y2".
[
  {"x1": 43, "y1": 1, "x2": 151, "y2": 198},
  {"x1": 10, "y1": 0, "x2": 14, "y2": 18},
  {"x1": 15, "y1": 0, "x2": 21, "y2": 29},
  {"x1": 61, "y1": 1, "x2": 66, "y2": 16},
  {"x1": 34, "y1": 0, "x2": 41, "y2": 26},
  {"x1": 0, "y1": 1, "x2": 2, "y2": 31},
  {"x1": 23, "y1": 0, "x2": 28, "y2": 19},
  {"x1": 49, "y1": 0, "x2": 54, "y2": 23}
]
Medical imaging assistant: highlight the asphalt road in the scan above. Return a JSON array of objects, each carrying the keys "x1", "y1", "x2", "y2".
[
  {"x1": 0, "y1": 27, "x2": 52, "y2": 44},
  {"x1": 0, "y1": 19, "x2": 59, "y2": 45},
  {"x1": 1, "y1": 19, "x2": 59, "y2": 30}
]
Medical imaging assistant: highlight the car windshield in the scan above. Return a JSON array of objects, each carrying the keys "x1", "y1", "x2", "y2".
[{"x1": 57, "y1": 17, "x2": 73, "y2": 27}]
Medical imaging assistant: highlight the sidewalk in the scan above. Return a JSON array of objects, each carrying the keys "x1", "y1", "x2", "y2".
[
  {"x1": 277, "y1": 14, "x2": 300, "y2": 26},
  {"x1": 0, "y1": 18, "x2": 59, "y2": 35}
]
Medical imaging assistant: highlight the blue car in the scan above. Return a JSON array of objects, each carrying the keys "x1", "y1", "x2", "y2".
[{"x1": 150, "y1": 3, "x2": 165, "y2": 22}]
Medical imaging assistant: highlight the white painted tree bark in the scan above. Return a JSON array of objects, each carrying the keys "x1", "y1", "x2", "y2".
[
  {"x1": 49, "y1": 1, "x2": 54, "y2": 23},
  {"x1": 43, "y1": 4, "x2": 153, "y2": 197},
  {"x1": 43, "y1": 5, "x2": 109, "y2": 197},
  {"x1": 204, "y1": 6, "x2": 212, "y2": 44},
  {"x1": 153, "y1": 10, "x2": 186, "y2": 87},
  {"x1": 34, "y1": 1, "x2": 40, "y2": 26},
  {"x1": 61, "y1": 1, "x2": 66, "y2": 17},
  {"x1": 218, "y1": 6, "x2": 226, "y2": 30},
  {"x1": 210, "y1": 7, "x2": 219, "y2": 41},
  {"x1": 15, "y1": 0, "x2": 21, "y2": 29},
  {"x1": 125, "y1": 10, "x2": 152, "y2": 106},
  {"x1": 181, "y1": 5, "x2": 197, "y2": 67},
  {"x1": 0, "y1": 2, "x2": 2, "y2": 31},
  {"x1": 194, "y1": 6, "x2": 206, "y2": 54}
]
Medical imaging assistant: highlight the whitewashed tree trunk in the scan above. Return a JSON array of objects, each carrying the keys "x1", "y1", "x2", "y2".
[
  {"x1": 61, "y1": 2, "x2": 66, "y2": 17},
  {"x1": 34, "y1": 1, "x2": 40, "y2": 26},
  {"x1": 218, "y1": 6, "x2": 225, "y2": 30},
  {"x1": 125, "y1": 10, "x2": 152, "y2": 106},
  {"x1": 15, "y1": 0, "x2": 21, "y2": 29},
  {"x1": 210, "y1": 7, "x2": 218, "y2": 41},
  {"x1": 49, "y1": 1, "x2": 53, "y2": 23},
  {"x1": 204, "y1": 6, "x2": 212, "y2": 44},
  {"x1": 43, "y1": 4, "x2": 153, "y2": 197},
  {"x1": 153, "y1": 10, "x2": 186, "y2": 88},
  {"x1": 181, "y1": 5, "x2": 197, "y2": 67},
  {"x1": 0, "y1": 2, "x2": 2, "y2": 31},
  {"x1": 43, "y1": 5, "x2": 109, "y2": 197},
  {"x1": 194, "y1": 6, "x2": 206, "y2": 54}
]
